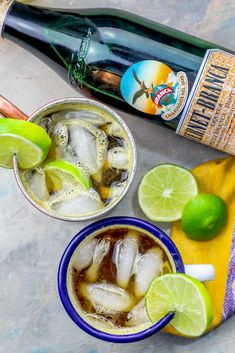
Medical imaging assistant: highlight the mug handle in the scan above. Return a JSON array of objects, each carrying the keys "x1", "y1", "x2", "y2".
[
  {"x1": 184, "y1": 264, "x2": 215, "y2": 282},
  {"x1": 0, "y1": 95, "x2": 28, "y2": 120}
]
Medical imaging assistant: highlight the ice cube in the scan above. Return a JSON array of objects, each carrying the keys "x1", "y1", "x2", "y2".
[
  {"x1": 108, "y1": 147, "x2": 129, "y2": 170},
  {"x1": 103, "y1": 122, "x2": 122, "y2": 137},
  {"x1": 38, "y1": 116, "x2": 52, "y2": 133},
  {"x1": 113, "y1": 231, "x2": 139, "y2": 288},
  {"x1": 85, "y1": 238, "x2": 111, "y2": 282},
  {"x1": 25, "y1": 169, "x2": 49, "y2": 201},
  {"x1": 79, "y1": 282, "x2": 134, "y2": 314},
  {"x1": 126, "y1": 298, "x2": 150, "y2": 327},
  {"x1": 40, "y1": 112, "x2": 67, "y2": 135},
  {"x1": 51, "y1": 112, "x2": 69, "y2": 125},
  {"x1": 73, "y1": 238, "x2": 98, "y2": 272},
  {"x1": 111, "y1": 181, "x2": 128, "y2": 201},
  {"x1": 134, "y1": 248, "x2": 164, "y2": 297},
  {"x1": 53, "y1": 122, "x2": 69, "y2": 149},
  {"x1": 65, "y1": 119, "x2": 108, "y2": 174},
  {"x1": 85, "y1": 314, "x2": 117, "y2": 329},
  {"x1": 65, "y1": 111, "x2": 106, "y2": 126},
  {"x1": 69, "y1": 124, "x2": 97, "y2": 172},
  {"x1": 50, "y1": 189, "x2": 103, "y2": 216}
]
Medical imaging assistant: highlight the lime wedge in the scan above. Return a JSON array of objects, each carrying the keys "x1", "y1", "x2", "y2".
[
  {"x1": 138, "y1": 164, "x2": 198, "y2": 222},
  {"x1": 44, "y1": 160, "x2": 90, "y2": 190},
  {"x1": 145, "y1": 273, "x2": 213, "y2": 337},
  {"x1": 0, "y1": 118, "x2": 51, "y2": 169}
]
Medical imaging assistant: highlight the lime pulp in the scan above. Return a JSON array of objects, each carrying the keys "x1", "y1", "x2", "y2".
[
  {"x1": 44, "y1": 159, "x2": 90, "y2": 190},
  {"x1": 0, "y1": 118, "x2": 51, "y2": 169},
  {"x1": 145, "y1": 273, "x2": 213, "y2": 337},
  {"x1": 138, "y1": 164, "x2": 198, "y2": 222}
]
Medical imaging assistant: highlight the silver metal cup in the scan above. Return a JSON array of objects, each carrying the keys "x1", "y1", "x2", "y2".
[{"x1": 0, "y1": 96, "x2": 137, "y2": 221}]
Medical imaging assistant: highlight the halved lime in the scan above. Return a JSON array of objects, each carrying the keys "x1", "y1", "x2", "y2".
[
  {"x1": 145, "y1": 273, "x2": 213, "y2": 337},
  {"x1": 0, "y1": 118, "x2": 51, "y2": 169},
  {"x1": 138, "y1": 164, "x2": 198, "y2": 222},
  {"x1": 44, "y1": 159, "x2": 90, "y2": 191}
]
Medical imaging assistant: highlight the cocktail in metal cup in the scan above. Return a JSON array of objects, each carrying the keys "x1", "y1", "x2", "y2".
[
  {"x1": 0, "y1": 96, "x2": 137, "y2": 221},
  {"x1": 58, "y1": 216, "x2": 214, "y2": 343}
]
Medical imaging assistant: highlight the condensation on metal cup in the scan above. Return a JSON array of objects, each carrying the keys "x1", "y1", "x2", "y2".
[{"x1": 0, "y1": 96, "x2": 137, "y2": 221}]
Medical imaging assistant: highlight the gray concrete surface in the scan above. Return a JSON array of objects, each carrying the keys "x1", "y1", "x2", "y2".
[{"x1": 0, "y1": 1, "x2": 234, "y2": 352}]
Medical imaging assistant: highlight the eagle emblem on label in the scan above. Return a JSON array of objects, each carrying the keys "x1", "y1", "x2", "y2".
[{"x1": 120, "y1": 60, "x2": 188, "y2": 120}]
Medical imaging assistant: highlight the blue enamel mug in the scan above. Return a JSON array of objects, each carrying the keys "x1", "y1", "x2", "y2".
[{"x1": 58, "y1": 216, "x2": 214, "y2": 343}]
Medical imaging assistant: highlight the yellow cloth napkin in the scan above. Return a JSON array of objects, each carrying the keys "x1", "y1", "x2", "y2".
[{"x1": 167, "y1": 156, "x2": 235, "y2": 334}]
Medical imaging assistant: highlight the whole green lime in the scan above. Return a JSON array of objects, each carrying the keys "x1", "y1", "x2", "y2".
[{"x1": 181, "y1": 193, "x2": 227, "y2": 241}]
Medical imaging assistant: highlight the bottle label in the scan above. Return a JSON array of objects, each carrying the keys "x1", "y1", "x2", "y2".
[
  {"x1": 177, "y1": 49, "x2": 235, "y2": 154},
  {"x1": 120, "y1": 60, "x2": 188, "y2": 120},
  {"x1": 0, "y1": 0, "x2": 13, "y2": 37}
]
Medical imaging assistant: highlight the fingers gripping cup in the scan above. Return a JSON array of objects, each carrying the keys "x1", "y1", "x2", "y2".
[
  {"x1": 58, "y1": 217, "x2": 214, "y2": 343},
  {"x1": 0, "y1": 96, "x2": 136, "y2": 221}
]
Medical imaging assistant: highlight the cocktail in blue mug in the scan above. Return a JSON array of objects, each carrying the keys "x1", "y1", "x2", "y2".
[{"x1": 58, "y1": 217, "x2": 214, "y2": 343}]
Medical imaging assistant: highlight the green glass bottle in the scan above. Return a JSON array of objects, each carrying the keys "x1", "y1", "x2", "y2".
[{"x1": 1, "y1": 1, "x2": 235, "y2": 154}]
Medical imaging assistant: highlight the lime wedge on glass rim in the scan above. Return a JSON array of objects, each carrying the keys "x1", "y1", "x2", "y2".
[
  {"x1": 145, "y1": 273, "x2": 214, "y2": 337},
  {"x1": 44, "y1": 160, "x2": 90, "y2": 191},
  {"x1": 138, "y1": 164, "x2": 198, "y2": 222},
  {"x1": 0, "y1": 118, "x2": 51, "y2": 169}
]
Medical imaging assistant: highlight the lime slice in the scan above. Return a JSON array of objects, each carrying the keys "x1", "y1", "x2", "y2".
[
  {"x1": 138, "y1": 164, "x2": 198, "y2": 222},
  {"x1": 44, "y1": 160, "x2": 90, "y2": 190},
  {"x1": 145, "y1": 273, "x2": 213, "y2": 337},
  {"x1": 0, "y1": 118, "x2": 51, "y2": 169}
]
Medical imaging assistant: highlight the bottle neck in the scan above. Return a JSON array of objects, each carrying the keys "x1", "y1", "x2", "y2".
[
  {"x1": 0, "y1": 0, "x2": 14, "y2": 37},
  {"x1": 2, "y1": 2, "x2": 61, "y2": 42},
  {"x1": 1, "y1": 2, "x2": 91, "y2": 77}
]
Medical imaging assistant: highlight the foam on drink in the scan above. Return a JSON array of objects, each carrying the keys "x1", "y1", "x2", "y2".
[{"x1": 67, "y1": 226, "x2": 173, "y2": 334}]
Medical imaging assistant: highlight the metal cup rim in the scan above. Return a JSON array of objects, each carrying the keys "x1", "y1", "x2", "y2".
[{"x1": 13, "y1": 97, "x2": 137, "y2": 221}]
